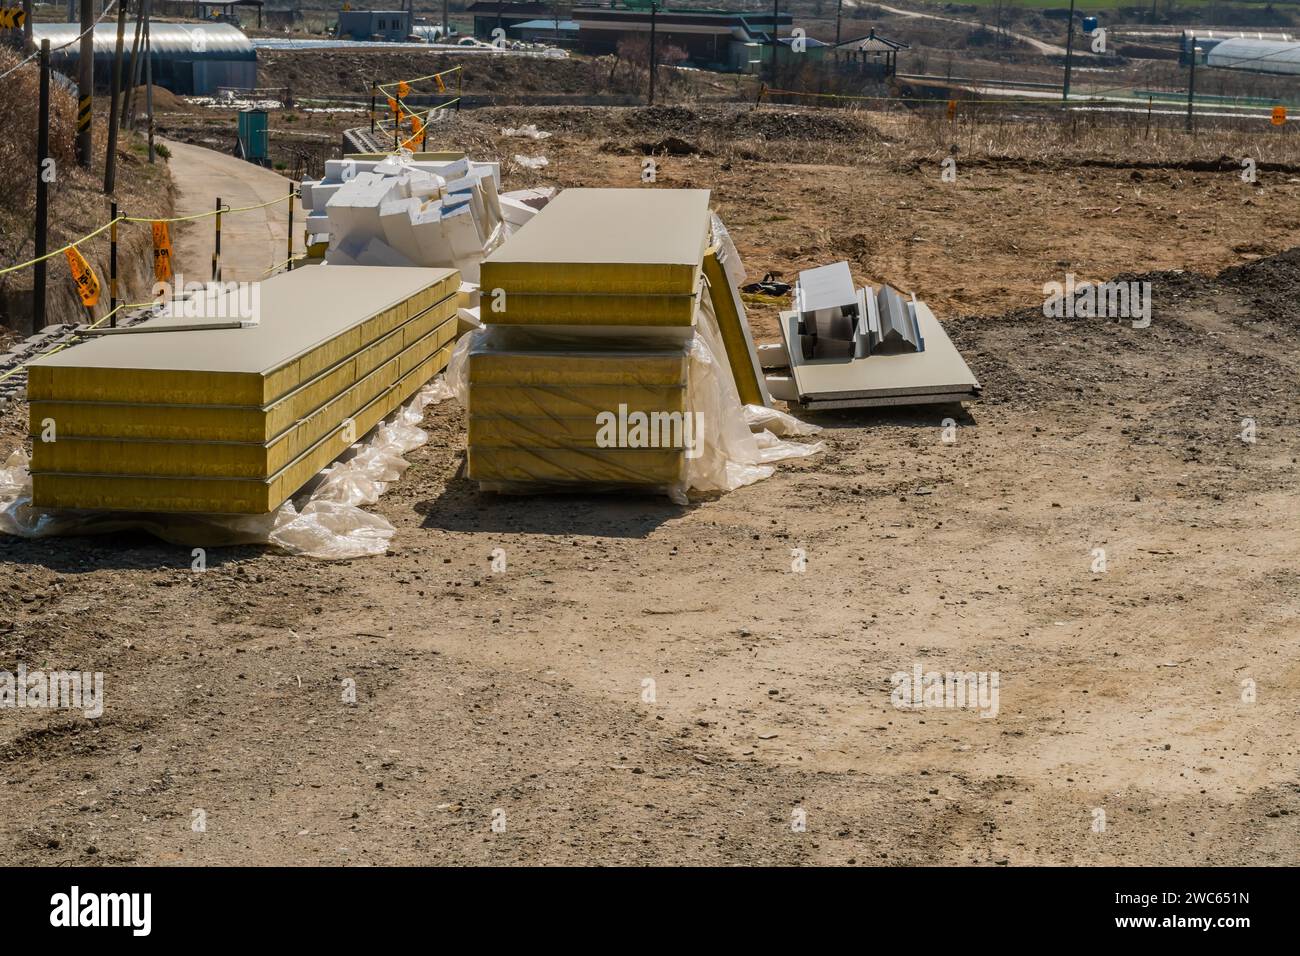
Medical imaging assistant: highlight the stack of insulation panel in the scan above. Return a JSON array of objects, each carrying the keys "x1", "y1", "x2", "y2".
[
  {"x1": 466, "y1": 188, "x2": 711, "y2": 491},
  {"x1": 27, "y1": 265, "x2": 460, "y2": 514}
]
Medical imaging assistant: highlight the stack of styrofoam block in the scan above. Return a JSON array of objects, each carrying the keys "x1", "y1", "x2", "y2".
[
  {"x1": 299, "y1": 155, "x2": 507, "y2": 282},
  {"x1": 498, "y1": 186, "x2": 556, "y2": 233}
]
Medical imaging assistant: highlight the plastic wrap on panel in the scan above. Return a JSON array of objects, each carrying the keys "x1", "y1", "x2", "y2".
[
  {"x1": 449, "y1": 292, "x2": 823, "y2": 504},
  {"x1": 743, "y1": 403, "x2": 823, "y2": 438}
]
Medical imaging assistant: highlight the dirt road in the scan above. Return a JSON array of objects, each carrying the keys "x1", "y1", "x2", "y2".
[
  {"x1": 163, "y1": 139, "x2": 296, "y2": 283},
  {"x1": 866, "y1": 2, "x2": 1071, "y2": 56}
]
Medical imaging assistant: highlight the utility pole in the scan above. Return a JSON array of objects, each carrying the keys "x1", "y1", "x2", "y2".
[
  {"x1": 22, "y1": 0, "x2": 32, "y2": 45},
  {"x1": 770, "y1": 0, "x2": 780, "y2": 86},
  {"x1": 145, "y1": 0, "x2": 154, "y2": 163},
  {"x1": 122, "y1": 0, "x2": 144, "y2": 127},
  {"x1": 648, "y1": 1, "x2": 657, "y2": 106},
  {"x1": 1062, "y1": 0, "x2": 1076, "y2": 102},
  {"x1": 35, "y1": 39, "x2": 51, "y2": 332},
  {"x1": 442, "y1": 0, "x2": 449, "y2": 40},
  {"x1": 835, "y1": 0, "x2": 843, "y2": 47},
  {"x1": 1186, "y1": 44, "x2": 1200, "y2": 133},
  {"x1": 105, "y1": 0, "x2": 128, "y2": 193},
  {"x1": 76, "y1": 0, "x2": 94, "y2": 168}
]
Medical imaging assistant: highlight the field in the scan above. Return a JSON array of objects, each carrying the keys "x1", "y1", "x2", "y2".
[{"x1": 1, "y1": 51, "x2": 1299, "y2": 865}]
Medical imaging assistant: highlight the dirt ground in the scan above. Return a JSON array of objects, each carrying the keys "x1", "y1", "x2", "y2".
[{"x1": 1, "y1": 103, "x2": 1298, "y2": 866}]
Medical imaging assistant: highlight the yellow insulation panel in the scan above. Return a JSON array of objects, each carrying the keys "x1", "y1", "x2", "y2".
[
  {"x1": 31, "y1": 326, "x2": 453, "y2": 478},
  {"x1": 469, "y1": 350, "x2": 687, "y2": 388},
  {"x1": 27, "y1": 299, "x2": 459, "y2": 442},
  {"x1": 469, "y1": 414, "x2": 695, "y2": 450},
  {"x1": 485, "y1": 290, "x2": 698, "y2": 327},
  {"x1": 468, "y1": 384, "x2": 686, "y2": 419},
  {"x1": 30, "y1": 345, "x2": 453, "y2": 515},
  {"x1": 479, "y1": 189, "x2": 710, "y2": 297},
  {"x1": 702, "y1": 247, "x2": 768, "y2": 407},
  {"x1": 467, "y1": 446, "x2": 684, "y2": 486},
  {"x1": 26, "y1": 266, "x2": 458, "y2": 406}
]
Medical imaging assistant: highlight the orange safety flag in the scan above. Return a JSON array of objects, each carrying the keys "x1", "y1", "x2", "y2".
[
  {"x1": 151, "y1": 220, "x2": 174, "y2": 283},
  {"x1": 434, "y1": 73, "x2": 446, "y2": 94},
  {"x1": 387, "y1": 96, "x2": 399, "y2": 114},
  {"x1": 397, "y1": 80, "x2": 410, "y2": 99},
  {"x1": 1272, "y1": 106, "x2": 1287, "y2": 126},
  {"x1": 410, "y1": 114, "x2": 423, "y2": 137},
  {"x1": 946, "y1": 99, "x2": 957, "y2": 120},
  {"x1": 64, "y1": 247, "x2": 101, "y2": 308}
]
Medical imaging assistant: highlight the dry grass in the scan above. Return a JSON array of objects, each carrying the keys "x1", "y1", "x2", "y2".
[
  {"x1": 0, "y1": 47, "x2": 78, "y2": 261},
  {"x1": 895, "y1": 105, "x2": 1300, "y2": 168},
  {"x1": 0, "y1": 48, "x2": 174, "y2": 331},
  {"x1": 451, "y1": 98, "x2": 1300, "y2": 172}
]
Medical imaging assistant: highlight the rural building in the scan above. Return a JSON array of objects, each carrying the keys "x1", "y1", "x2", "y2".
[
  {"x1": 832, "y1": 30, "x2": 908, "y2": 77},
  {"x1": 336, "y1": 9, "x2": 414, "y2": 42},
  {"x1": 31, "y1": 21, "x2": 256, "y2": 95},
  {"x1": 467, "y1": 1, "x2": 794, "y2": 71},
  {"x1": 509, "y1": 19, "x2": 581, "y2": 44},
  {"x1": 1180, "y1": 29, "x2": 1295, "y2": 65},
  {"x1": 1204, "y1": 36, "x2": 1300, "y2": 75}
]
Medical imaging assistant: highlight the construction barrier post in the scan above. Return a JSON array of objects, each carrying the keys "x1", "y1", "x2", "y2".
[
  {"x1": 34, "y1": 39, "x2": 50, "y2": 332},
  {"x1": 213, "y1": 197, "x2": 222, "y2": 282},
  {"x1": 286, "y1": 187, "x2": 295, "y2": 272},
  {"x1": 110, "y1": 201, "x2": 118, "y2": 327},
  {"x1": 370, "y1": 80, "x2": 376, "y2": 134},
  {"x1": 455, "y1": 68, "x2": 462, "y2": 112},
  {"x1": 755, "y1": 82, "x2": 766, "y2": 108}
]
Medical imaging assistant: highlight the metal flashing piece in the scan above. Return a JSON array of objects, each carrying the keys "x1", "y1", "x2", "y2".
[
  {"x1": 794, "y1": 261, "x2": 859, "y2": 350},
  {"x1": 775, "y1": 292, "x2": 979, "y2": 409},
  {"x1": 873, "y1": 285, "x2": 924, "y2": 354}
]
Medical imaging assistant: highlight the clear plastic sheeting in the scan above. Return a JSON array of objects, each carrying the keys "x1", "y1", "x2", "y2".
[
  {"x1": 0, "y1": 378, "x2": 457, "y2": 560},
  {"x1": 743, "y1": 403, "x2": 823, "y2": 438},
  {"x1": 448, "y1": 292, "x2": 822, "y2": 504}
]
